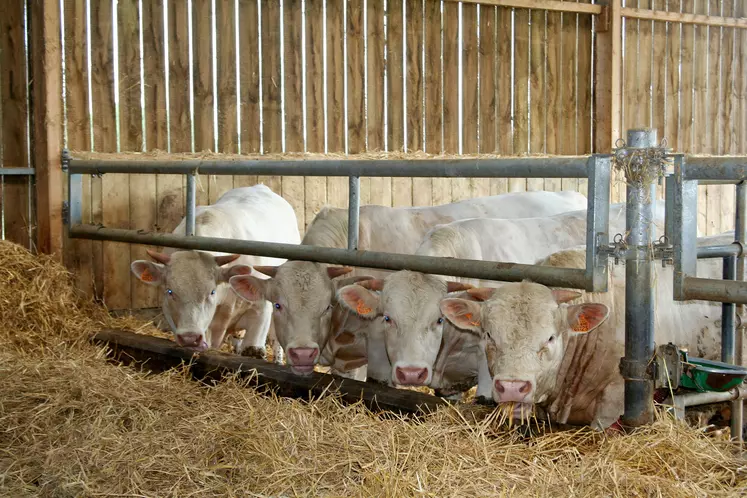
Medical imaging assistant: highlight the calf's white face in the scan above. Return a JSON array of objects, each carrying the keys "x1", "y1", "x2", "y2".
[
  {"x1": 337, "y1": 271, "x2": 473, "y2": 387},
  {"x1": 229, "y1": 261, "x2": 371, "y2": 375},
  {"x1": 131, "y1": 250, "x2": 252, "y2": 352},
  {"x1": 440, "y1": 282, "x2": 609, "y2": 419}
]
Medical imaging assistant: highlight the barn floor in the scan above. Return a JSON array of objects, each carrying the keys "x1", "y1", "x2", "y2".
[{"x1": 1, "y1": 240, "x2": 746, "y2": 497}]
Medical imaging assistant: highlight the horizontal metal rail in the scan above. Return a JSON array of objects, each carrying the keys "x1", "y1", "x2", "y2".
[
  {"x1": 65, "y1": 155, "x2": 592, "y2": 178},
  {"x1": 68, "y1": 224, "x2": 593, "y2": 290},
  {"x1": 0, "y1": 168, "x2": 35, "y2": 176},
  {"x1": 682, "y1": 157, "x2": 747, "y2": 182},
  {"x1": 680, "y1": 276, "x2": 747, "y2": 305},
  {"x1": 697, "y1": 244, "x2": 743, "y2": 259}
]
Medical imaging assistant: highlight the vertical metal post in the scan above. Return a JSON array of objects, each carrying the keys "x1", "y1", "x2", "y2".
[
  {"x1": 586, "y1": 155, "x2": 611, "y2": 293},
  {"x1": 620, "y1": 128, "x2": 658, "y2": 428},
  {"x1": 186, "y1": 173, "x2": 196, "y2": 236},
  {"x1": 347, "y1": 176, "x2": 360, "y2": 250},
  {"x1": 733, "y1": 181, "x2": 746, "y2": 442},
  {"x1": 67, "y1": 173, "x2": 83, "y2": 226},
  {"x1": 722, "y1": 256, "x2": 737, "y2": 365},
  {"x1": 664, "y1": 175, "x2": 675, "y2": 246},
  {"x1": 673, "y1": 156, "x2": 698, "y2": 301}
]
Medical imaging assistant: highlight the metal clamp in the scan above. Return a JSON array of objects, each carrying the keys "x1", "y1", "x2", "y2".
[
  {"x1": 653, "y1": 235, "x2": 674, "y2": 267},
  {"x1": 619, "y1": 356, "x2": 655, "y2": 382},
  {"x1": 599, "y1": 233, "x2": 628, "y2": 265},
  {"x1": 61, "y1": 149, "x2": 71, "y2": 172},
  {"x1": 612, "y1": 137, "x2": 672, "y2": 190}
]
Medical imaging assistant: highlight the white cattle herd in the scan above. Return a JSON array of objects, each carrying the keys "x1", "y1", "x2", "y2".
[{"x1": 131, "y1": 184, "x2": 736, "y2": 430}]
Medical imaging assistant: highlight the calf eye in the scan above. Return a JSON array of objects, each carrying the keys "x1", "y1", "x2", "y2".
[
  {"x1": 383, "y1": 315, "x2": 391, "y2": 323},
  {"x1": 167, "y1": 289, "x2": 173, "y2": 296},
  {"x1": 274, "y1": 303, "x2": 282, "y2": 310},
  {"x1": 548, "y1": 335, "x2": 555, "y2": 343},
  {"x1": 210, "y1": 289, "x2": 216, "y2": 296},
  {"x1": 437, "y1": 317, "x2": 444, "y2": 324}
]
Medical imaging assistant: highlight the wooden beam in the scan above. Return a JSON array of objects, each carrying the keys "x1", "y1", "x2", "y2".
[
  {"x1": 30, "y1": 0, "x2": 64, "y2": 258},
  {"x1": 620, "y1": 7, "x2": 747, "y2": 29},
  {"x1": 92, "y1": 329, "x2": 448, "y2": 416},
  {"x1": 454, "y1": 0, "x2": 602, "y2": 16}
]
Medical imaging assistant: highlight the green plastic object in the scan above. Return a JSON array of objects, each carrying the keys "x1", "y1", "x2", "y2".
[{"x1": 679, "y1": 350, "x2": 747, "y2": 393}]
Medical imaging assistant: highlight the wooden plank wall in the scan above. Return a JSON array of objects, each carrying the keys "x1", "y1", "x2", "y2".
[
  {"x1": 0, "y1": 0, "x2": 734, "y2": 311},
  {"x1": 0, "y1": 0, "x2": 35, "y2": 251},
  {"x1": 619, "y1": 0, "x2": 747, "y2": 234}
]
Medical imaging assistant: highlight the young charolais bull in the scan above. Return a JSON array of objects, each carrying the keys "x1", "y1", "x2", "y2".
[
  {"x1": 229, "y1": 190, "x2": 589, "y2": 377},
  {"x1": 438, "y1": 232, "x2": 739, "y2": 429},
  {"x1": 131, "y1": 184, "x2": 301, "y2": 360},
  {"x1": 335, "y1": 202, "x2": 666, "y2": 394}
]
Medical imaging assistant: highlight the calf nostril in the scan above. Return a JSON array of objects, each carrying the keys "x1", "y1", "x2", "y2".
[
  {"x1": 494, "y1": 380, "x2": 505, "y2": 393},
  {"x1": 417, "y1": 369, "x2": 427, "y2": 382},
  {"x1": 519, "y1": 381, "x2": 532, "y2": 394}
]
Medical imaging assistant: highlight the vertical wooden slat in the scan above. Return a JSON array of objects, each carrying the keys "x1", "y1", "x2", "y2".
[
  {"x1": 426, "y1": 0, "x2": 449, "y2": 206},
  {"x1": 738, "y1": 3, "x2": 746, "y2": 156},
  {"x1": 512, "y1": 7, "x2": 529, "y2": 187},
  {"x1": 347, "y1": 0, "x2": 370, "y2": 205},
  {"x1": 388, "y1": 0, "x2": 411, "y2": 207},
  {"x1": 465, "y1": 4, "x2": 488, "y2": 198},
  {"x1": 159, "y1": 0, "x2": 188, "y2": 239},
  {"x1": 559, "y1": 11, "x2": 577, "y2": 193},
  {"x1": 408, "y1": 0, "x2": 429, "y2": 206},
  {"x1": 133, "y1": 0, "x2": 163, "y2": 309},
  {"x1": 527, "y1": 8, "x2": 546, "y2": 192},
  {"x1": 367, "y1": 0, "x2": 390, "y2": 206},
  {"x1": 479, "y1": 5, "x2": 497, "y2": 156},
  {"x1": 63, "y1": 0, "x2": 93, "y2": 297},
  {"x1": 260, "y1": 0, "x2": 283, "y2": 195},
  {"x1": 193, "y1": 0, "x2": 212, "y2": 207},
  {"x1": 91, "y1": 0, "x2": 130, "y2": 310},
  {"x1": 636, "y1": 1, "x2": 653, "y2": 135},
  {"x1": 665, "y1": 0, "x2": 682, "y2": 152},
  {"x1": 442, "y1": 1, "x2": 460, "y2": 201},
  {"x1": 31, "y1": 0, "x2": 63, "y2": 257},
  {"x1": 213, "y1": 0, "x2": 237, "y2": 202},
  {"x1": 304, "y1": 0, "x2": 327, "y2": 224},
  {"x1": 576, "y1": 12, "x2": 592, "y2": 197},
  {"x1": 545, "y1": 9, "x2": 562, "y2": 192},
  {"x1": 236, "y1": 0, "x2": 260, "y2": 191},
  {"x1": 124, "y1": 0, "x2": 156, "y2": 310},
  {"x1": 1, "y1": 0, "x2": 31, "y2": 249},
  {"x1": 283, "y1": 0, "x2": 305, "y2": 233},
  {"x1": 704, "y1": 0, "x2": 720, "y2": 235},
  {"x1": 326, "y1": 0, "x2": 347, "y2": 207},
  {"x1": 719, "y1": 2, "x2": 735, "y2": 232}
]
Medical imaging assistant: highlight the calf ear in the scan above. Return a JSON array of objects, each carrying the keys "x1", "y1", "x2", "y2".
[
  {"x1": 220, "y1": 264, "x2": 253, "y2": 282},
  {"x1": 552, "y1": 289, "x2": 583, "y2": 304},
  {"x1": 466, "y1": 287, "x2": 497, "y2": 302},
  {"x1": 337, "y1": 284, "x2": 380, "y2": 318},
  {"x1": 565, "y1": 303, "x2": 609, "y2": 335},
  {"x1": 334, "y1": 275, "x2": 375, "y2": 291},
  {"x1": 146, "y1": 249, "x2": 171, "y2": 265},
  {"x1": 354, "y1": 278, "x2": 384, "y2": 292},
  {"x1": 229, "y1": 274, "x2": 269, "y2": 302},
  {"x1": 446, "y1": 281, "x2": 474, "y2": 293},
  {"x1": 215, "y1": 254, "x2": 241, "y2": 267},
  {"x1": 327, "y1": 266, "x2": 354, "y2": 279},
  {"x1": 439, "y1": 298, "x2": 483, "y2": 333},
  {"x1": 253, "y1": 265, "x2": 279, "y2": 278},
  {"x1": 131, "y1": 260, "x2": 165, "y2": 286}
]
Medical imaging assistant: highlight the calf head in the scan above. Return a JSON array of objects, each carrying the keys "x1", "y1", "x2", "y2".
[
  {"x1": 440, "y1": 282, "x2": 609, "y2": 420},
  {"x1": 131, "y1": 250, "x2": 252, "y2": 352},
  {"x1": 229, "y1": 261, "x2": 372, "y2": 375},
  {"x1": 337, "y1": 271, "x2": 473, "y2": 387}
]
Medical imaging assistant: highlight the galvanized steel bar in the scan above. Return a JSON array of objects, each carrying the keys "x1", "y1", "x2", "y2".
[
  {"x1": 67, "y1": 173, "x2": 83, "y2": 226},
  {"x1": 673, "y1": 156, "x2": 699, "y2": 301},
  {"x1": 682, "y1": 157, "x2": 747, "y2": 182},
  {"x1": 681, "y1": 276, "x2": 747, "y2": 304},
  {"x1": 697, "y1": 244, "x2": 742, "y2": 259},
  {"x1": 676, "y1": 385, "x2": 747, "y2": 408},
  {"x1": 68, "y1": 224, "x2": 592, "y2": 289},
  {"x1": 185, "y1": 173, "x2": 196, "y2": 236},
  {"x1": 733, "y1": 182, "x2": 746, "y2": 442},
  {"x1": 721, "y1": 255, "x2": 737, "y2": 364},
  {"x1": 0, "y1": 168, "x2": 36, "y2": 176},
  {"x1": 66, "y1": 156, "x2": 591, "y2": 178},
  {"x1": 621, "y1": 128, "x2": 658, "y2": 428},
  {"x1": 347, "y1": 176, "x2": 360, "y2": 251},
  {"x1": 586, "y1": 155, "x2": 611, "y2": 293}
]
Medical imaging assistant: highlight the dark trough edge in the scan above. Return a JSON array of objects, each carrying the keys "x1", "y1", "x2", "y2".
[{"x1": 91, "y1": 329, "x2": 447, "y2": 416}]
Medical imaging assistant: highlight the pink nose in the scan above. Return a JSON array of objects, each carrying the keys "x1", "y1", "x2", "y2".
[
  {"x1": 288, "y1": 347, "x2": 319, "y2": 366},
  {"x1": 395, "y1": 366, "x2": 429, "y2": 386},
  {"x1": 494, "y1": 379, "x2": 532, "y2": 402},
  {"x1": 176, "y1": 332, "x2": 203, "y2": 347}
]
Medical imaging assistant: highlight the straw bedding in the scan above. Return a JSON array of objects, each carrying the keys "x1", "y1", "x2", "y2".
[{"x1": 1, "y1": 240, "x2": 746, "y2": 497}]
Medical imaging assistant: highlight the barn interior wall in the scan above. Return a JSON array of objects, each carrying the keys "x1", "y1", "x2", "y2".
[{"x1": 0, "y1": 0, "x2": 745, "y2": 311}]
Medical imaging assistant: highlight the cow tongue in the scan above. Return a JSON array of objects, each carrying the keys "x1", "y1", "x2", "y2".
[{"x1": 291, "y1": 365, "x2": 315, "y2": 375}]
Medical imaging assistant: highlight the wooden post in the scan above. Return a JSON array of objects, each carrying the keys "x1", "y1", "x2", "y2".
[
  {"x1": 31, "y1": 0, "x2": 64, "y2": 258},
  {"x1": 594, "y1": 0, "x2": 622, "y2": 201}
]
